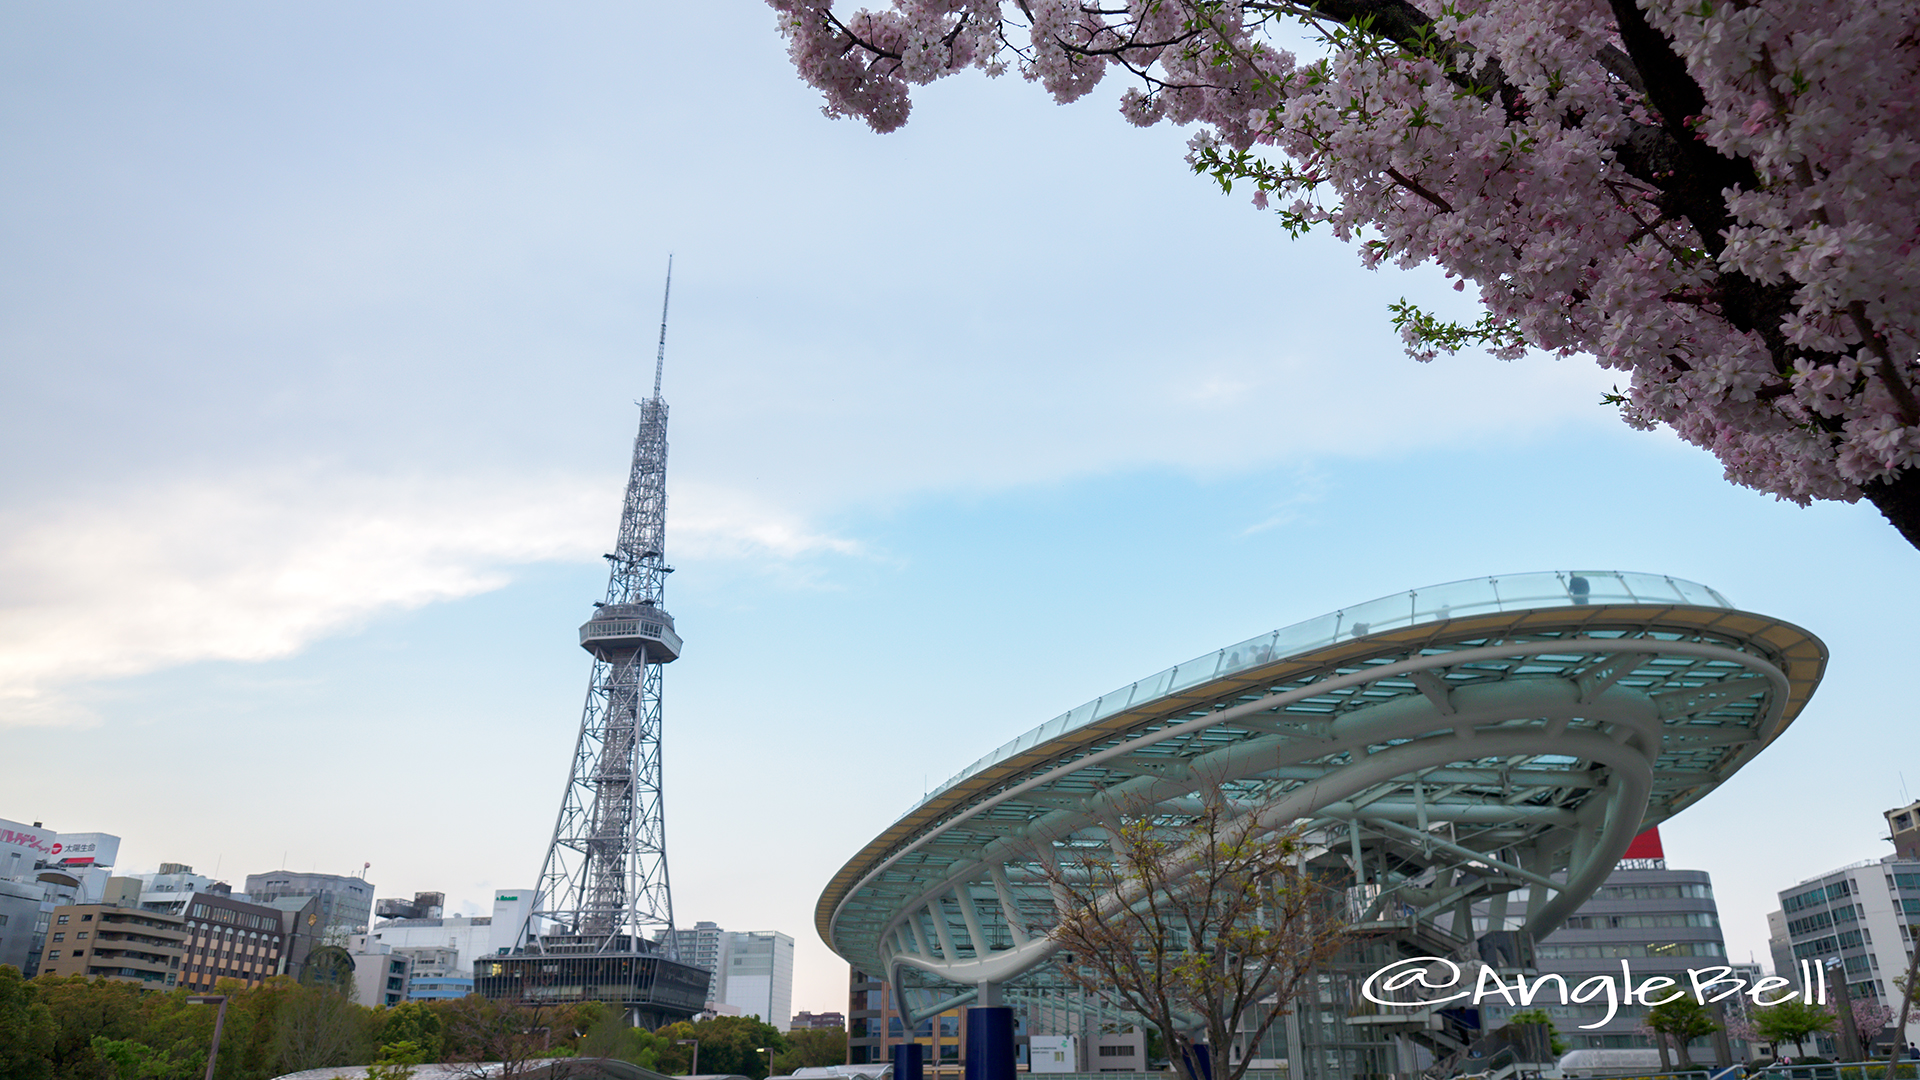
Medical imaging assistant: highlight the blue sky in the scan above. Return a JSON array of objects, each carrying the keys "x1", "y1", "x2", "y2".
[{"x1": 4, "y1": 0, "x2": 1917, "y2": 1016}]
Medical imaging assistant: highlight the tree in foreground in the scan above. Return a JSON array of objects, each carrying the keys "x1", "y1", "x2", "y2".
[
  {"x1": 1040, "y1": 798, "x2": 1347, "y2": 1080},
  {"x1": 770, "y1": 0, "x2": 1920, "y2": 547},
  {"x1": 1747, "y1": 997, "x2": 1836, "y2": 1058},
  {"x1": 0, "y1": 966, "x2": 56, "y2": 1080},
  {"x1": 1887, "y1": 927, "x2": 1920, "y2": 1080},
  {"x1": 653, "y1": 1015, "x2": 789, "y2": 1079},
  {"x1": 775, "y1": 1027, "x2": 850, "y2": 1074},
  {"x1": 1845, "y1": 998, "x2": 1894, "y2": 1057},
  {"x1": 1505, "y1": 1008, "x2": 1570, "y2": 1061},
  {"x1": 1645, "y1": 995, "x2": 1721, "y2": 1069}
]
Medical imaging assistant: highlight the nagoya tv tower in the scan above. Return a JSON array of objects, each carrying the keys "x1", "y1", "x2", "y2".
[{"x1": 477, "y1": 261, "x2": 710, "y2": 1028}]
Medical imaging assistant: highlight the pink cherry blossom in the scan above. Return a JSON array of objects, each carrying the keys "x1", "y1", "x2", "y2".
[{"x1": 769, "y1": 0, "x2": 1920, "y2": 545}]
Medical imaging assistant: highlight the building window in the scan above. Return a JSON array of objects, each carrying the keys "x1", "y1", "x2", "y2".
[
  {"x1": 56, "y1": 915, "x2": 69, "y2": 925},
  {"x1": 52, "y1": 933, "x2": 64, "y2": 943},
  {"x1": 47, "y1": 951, "x2": 59, "y2": 960},
  {"x1": 71, "y1": 950, "x2": 82, "y2": 957}
]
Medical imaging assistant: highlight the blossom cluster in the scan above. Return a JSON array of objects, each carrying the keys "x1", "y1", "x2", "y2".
[{"x1": 769, "y1": 0, "x2": 1920, "y2": 510}]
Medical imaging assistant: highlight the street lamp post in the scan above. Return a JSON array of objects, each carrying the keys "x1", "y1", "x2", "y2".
[
  {"x1": 760, "y1": 1046, "x2": 776, "y2": 1079},
  {"x1": 675, "y1": 1038, "x2": 700, "y2": 1076},
  {"x1": 186, "y1": 995, "x2": 229, "y2": 1080}
]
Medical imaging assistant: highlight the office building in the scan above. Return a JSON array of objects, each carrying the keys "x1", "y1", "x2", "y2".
[
  {"x1": 179, "y1": 891, "x2": 294, "y2": 991},
  {"x1": 0, "y1": 818, "x2": 123, "y2": 974},
  {"x1": 725, "y1": 931, "x2": 796, "y2": 1030},
  {"x1": 847, "y1": 967, "x2": 1127, "y2": 1077},
  {"x1": 36, "y1": 903, "x2": 185, "y2": 988},
  {"x1": 846, "y1": 968, "x2": 981, "y2": 1075},
  {"x1": 408, "y1": 973, "x2": 476, "y2": 1001},
  {"x1": 793, "y1": 1011, "x2": 847, "y2": 1030},
  {"x1": 348, "y1": 933, "x2": 414, "y2": 1008},
  {"x1": 1768, "y1": 852, "x2": 1920, "y2": 1045},
  {"x1": 1470, "y1": 829, "x2": 1733, "y2": 1052},
  {"x1": 0, "y1": 878, "x2": 46, "y2": 974},
  {"x1": 0, "y1": 820, "x2": 119, "y2": 901},
  {"x1": 245, "y1": 871, "x2": 374, "y2": 937},
  {"x1": 251, "y1": 894, "x2": 326, "y2": 983},
  {"x1": 127, "y1": 863, "x2": 232, "y2": 915},
  {"x1": 369, "y1": 888, "x2": 532, "y2": 978},
  {"x1": 657, "y1": 921, "x2": 796, "y2": 1027}
]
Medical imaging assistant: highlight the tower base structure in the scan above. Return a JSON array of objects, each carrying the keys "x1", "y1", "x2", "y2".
[{"x1": 474, "y1": 935, "x2": 710, "y2": 1029}]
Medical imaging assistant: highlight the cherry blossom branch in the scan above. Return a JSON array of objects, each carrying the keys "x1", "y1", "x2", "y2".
[{"x1": 1383, "y1": 167, "x2": 1453, "y2": 212}]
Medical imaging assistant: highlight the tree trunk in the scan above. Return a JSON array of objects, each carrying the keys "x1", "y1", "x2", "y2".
[
  {"x1": 1886, "y1": 934, "x2": 1920, "y2": 1080},
  {"x1": 1832, "y1": 970, "x2": 1863, "y2": 1062},
  {"x1": 1864, "y1": 471, "x2": 1920, "y2": 551}
]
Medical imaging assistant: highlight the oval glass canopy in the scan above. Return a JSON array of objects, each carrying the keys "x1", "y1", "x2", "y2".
[{"x1": 817, "y1": 571, "x2": 1826, "y2": 1025}]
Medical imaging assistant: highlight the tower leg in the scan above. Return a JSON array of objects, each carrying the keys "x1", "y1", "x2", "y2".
[{"x1": 964, "y1": 1006, "x2": 1014, "y2": 1080}]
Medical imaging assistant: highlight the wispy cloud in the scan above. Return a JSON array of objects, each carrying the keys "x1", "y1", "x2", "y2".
[
  {"x1": 1238, "y1": 466, "x2": 1332, "y2": 536},
  {"x1": 0, "y1": 469, "x2": 863, "y2": 727},
  {"x1": 672, "y1": 480, "x2": 867, "y2": 562}
]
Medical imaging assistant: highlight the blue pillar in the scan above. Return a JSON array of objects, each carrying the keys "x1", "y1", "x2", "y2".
[
  {"x1": 964, "y1": 1007, "x2": 1015, "y2": 1080},
  {"x1": 892, "y1": 1041, "x2": 924, "y2": 1080},
  {"x1": 1178, "y1": 1043, "x2": 1213, "y2": 1080}
]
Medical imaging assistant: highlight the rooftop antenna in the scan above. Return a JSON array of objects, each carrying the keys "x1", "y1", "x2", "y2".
[{"x1": 653, "y1": 255, "x2": 672, "y2": 402}]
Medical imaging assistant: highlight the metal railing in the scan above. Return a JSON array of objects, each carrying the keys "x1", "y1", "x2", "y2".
[{"x1": 1747, "y1": 1062, "x2": 1920, "y2": 1080}]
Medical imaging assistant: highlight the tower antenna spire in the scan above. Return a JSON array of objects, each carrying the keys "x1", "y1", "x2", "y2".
[{"x1": 653, "y1": 255, "x2": 671, "y2": 402}]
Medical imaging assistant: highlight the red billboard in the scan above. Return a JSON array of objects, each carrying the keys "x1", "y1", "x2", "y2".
[{"x1": 1621, "y1": 827, "x2": 1664, "y2": 860}]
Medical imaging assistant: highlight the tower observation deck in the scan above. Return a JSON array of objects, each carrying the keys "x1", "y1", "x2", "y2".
[{"x1": 474, "y1": 263, "x2": 709, "y2": 1029}]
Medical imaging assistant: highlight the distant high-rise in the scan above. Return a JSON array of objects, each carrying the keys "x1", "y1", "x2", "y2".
[
  {"x1": 474, "y1": 263, "x2": 708, "y2": 1028},
  {"x1": 1765, "y1": 807, "x2": 1920, "y2": 1051},
  {"x1": 657, "y1": 921, "x2": 795, "y2": 1029},
  {"x1": 659, "y1": 920, "x2": 729, "y2": 1006},
  {"x1": 1888, "y1": 799, "x2": 1920, "y2": 860},
  {"x1": 243, "y1": 870, "x2": 374, "y2": 937}
]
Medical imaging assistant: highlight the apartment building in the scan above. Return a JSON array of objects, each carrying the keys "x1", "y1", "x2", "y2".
[{"x1": 36, "y1": 904, "x2": 185, "y2": 989}]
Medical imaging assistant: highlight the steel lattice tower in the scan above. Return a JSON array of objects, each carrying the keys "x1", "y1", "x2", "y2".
[{"x1": 530, "y1": 262, "x2": 684, "y2": 956}]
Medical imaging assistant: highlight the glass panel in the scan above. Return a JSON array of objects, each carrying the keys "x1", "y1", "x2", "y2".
[
  {"x1": 1619, "y1": 571, "x2": 1686, "y2": 602},
  {"x1": 895, "y1": 571, "x2": 1730, "y2": 819},
  {"x1": 1413, "y1": 578, "x2": 1499, "y2": 622},
  {"x1": 1219, "y1": 631, "x2": 1278, "y2": 675},
  {"x1": 1269, "y1": 613, "x2": 1341, "y2": 660},
  {"x1": 1342, "y1": 593, "x2": 1414, "y2": 638},
  {"x1": 1496, "y1": 573, "x2": 1577, "y2": 610},
  {"x1": 1133, "y1": 667, "x2": 1175, "y2": 704},
  {"x1": 1092, "y1": 689, "x2": 1134, "y2": 720},
  {"x1": 1169, "y1": 651, "x2": 1225, "y2": 692},
  {"x1": 1668, "y1": 577, "x2": 1728, "y2": 606}
]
